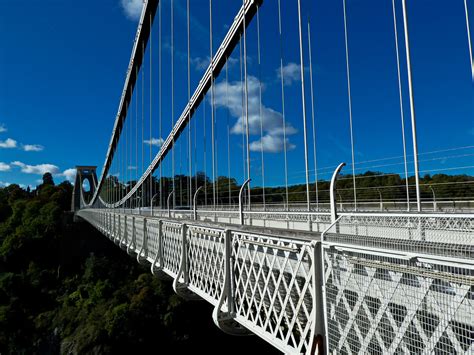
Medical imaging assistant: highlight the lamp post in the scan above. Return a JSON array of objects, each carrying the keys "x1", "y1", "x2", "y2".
[
  {"x1": 167, "y1": 190, "x2": 175, "y2": 218},
  {"x1": 239, "y1": 179, "x2": 251, "y2": 225},
  {"x1": 151, "y1": 193, "x2": 159, "y2": 217},
  {"x1": 377, "y1": 188, "x2": 383, "y2": 211},
  {"x1": 193, "y1": 186, "x2": 203, "y2": 220},
  {"x1": 429, "y1": 185, "x2": 437, "y2": 212},
  {"x1": 331, "y1": 163, "x2": 346, "y2": 222},
  {"x1": 136, "y1": 196, "x2": 141, "y2": 215}
]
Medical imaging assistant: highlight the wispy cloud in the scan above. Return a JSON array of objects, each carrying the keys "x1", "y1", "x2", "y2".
[
  {"x1": 249, "y1": 135, "x2": 295, "y2": 153},
  {"x1": 0, "y1": 124, "x2": 6, "y2": 133},
  {"x1": 191, "y1": 56, "x2": 238, "y2": 71},
  {"x1": 0, "y1": 162, "x2": 10, "y2": 171},
  {"x1": 22, "y1": 144, "x2": 44, "y2": 152},
  {"x1": 120, "y1": 0, "x2": 143, "y2": 21},
  {"x1": 128, "y1": 166, "x2": 137, "y2": 170},
  {"x1": 12, "y1": 161, "x2": 60, "y2": 175},
  {"x1": 277, "y1": 62, "x2": 301, "y2": 86},
  {"x1": 0, "y1": 138, "x2": 17, "y2": 149},
  {"x1": 191, "y1": 56, "x2": 211, "y2": 71},
  {"x1": 213, "y1": 76, "x2": 297, "y2": 153},
  {"x1": 144, "y1": 137, "x2": 164, "y2": 147}
]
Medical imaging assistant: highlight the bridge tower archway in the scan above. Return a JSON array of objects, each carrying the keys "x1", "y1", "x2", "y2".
[{"x1": 72, "y1": 166, "x2": 98, "y2": 211}]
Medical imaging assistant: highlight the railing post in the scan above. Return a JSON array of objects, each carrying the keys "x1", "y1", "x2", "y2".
[
  {"x1": 193, "y1": 186, "x2": 203, "y2": 220},
  {"x1": 127, "y1": 216, "x2": 136, "y2": 255},
  {"x1": 239, "y1": 179, "x2": 251, "y2": 225},
  {"x1": 330, "y1": 163, "x2": 346, "y2": 223},
  {"x1": 172, "y1": 223, "x2": 198, "y2": 299},
  {"x1": 212, "y1": 229, "x2": 248, "y2": 335},
  {"x1": 137, "y1": 218, "x2": 148, "y2": 264},
  {"x1": 309, "y1": 240, "x2": 326, "y2": 355},
  {"x1": 151, "y1": 220, "x2": 163, "y2": 275}
]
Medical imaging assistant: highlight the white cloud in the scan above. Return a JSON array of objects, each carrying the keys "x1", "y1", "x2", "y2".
[
  {"x1": 0, "y1": 124, "x2": 6, "y2": 133},
  {"x1": 120, "y1": 0, "x2": 143, "y2": 21},
  {"x1": 191, "y1": 56, "x2": 238, "y2": 71},
  {"x1": 191, "y1": 56, "x2": 211, "y2": 71},
  {"x1": 249, "y1": 135, "x2": 295, "y2": 153},
  {"x1": 0, "y1": 181, "x2": 10, "y2": 187},
  {"x1": 144, "y1": 137, "x2": 164, "y2": 147},
  {"x1": 0, "y1": 138, "x2": 17, "y2": 148},
  {"x1": 277, "y1": 62, "x2": 301, "y2": 86},
  {"x1": 61, "y1": 168, "x2": 77, "y2": 182},
  {"x1": 22, "y1": 144, "x2": 44, "y2": 152},
  {"x1": 0, "y1": 162, "x2": 10, "y2": 171},
  {"x1": 11, "y1": 161, "x2": 60, "y2": 175},
  {"x1": 213, "y1": 75, "x2": 297, "y2": 153}
]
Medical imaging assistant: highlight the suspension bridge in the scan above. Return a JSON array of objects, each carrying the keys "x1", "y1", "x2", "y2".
[{"x1": 73, "y1": 0, "x2": 473, "y2": 353}]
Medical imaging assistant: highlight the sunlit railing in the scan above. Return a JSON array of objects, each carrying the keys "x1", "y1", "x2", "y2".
[{"x1": 78, "y1": 208, "x2": 473, "y2": 354}]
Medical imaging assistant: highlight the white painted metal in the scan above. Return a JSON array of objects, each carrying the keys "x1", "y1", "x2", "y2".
[{"x1": 77, "y1": 209, "x2": 473, "y2": 355}]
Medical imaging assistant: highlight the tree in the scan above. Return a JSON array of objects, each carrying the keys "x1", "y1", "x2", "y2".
[{"x1": 42, "y1": 173, "x2": 55, "y2": 186}]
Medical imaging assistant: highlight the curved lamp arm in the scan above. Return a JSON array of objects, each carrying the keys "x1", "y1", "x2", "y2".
[
  {"x1": 167, "y1": 191, "x2": 175, "y2": 218},
  {"x1": 239, "y1": 178, "x2": 251, "y2": 225},
  {"x1": 193, "y1": 186, "x2": 203, "y2": 220},
  {"x1": 330, "y1": 163, "x2": 346, "y2": 223}
]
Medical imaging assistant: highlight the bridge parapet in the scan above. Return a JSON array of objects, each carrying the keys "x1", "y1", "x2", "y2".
[
  {"x1": 77, "y1": 209, "x2": 323, "y2": 354},
  {"x1": 321, "y1": 213, "x2": 473, "y2": 354},
  {"x1": 77, "y1": 209, "x2": 473, "y2": 354}
]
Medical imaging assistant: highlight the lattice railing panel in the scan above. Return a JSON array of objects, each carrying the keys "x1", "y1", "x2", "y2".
[
  {"x1": 147, "y1": 219, "x2": 160, "y2": 262},
  {"x1": 161, "y1": 220, "x2": 183, "y2": 277},
  {"x1": 134, "y1": 217, "x2": 145, "y2": 253},
  {"x1": 324, "y1": 214, "x2": 473, "y2": 259},
  {"x1": 186, "y1": 225, "x2": 226, "y2": 303},
  {"x1": 322, "y1": 247, "x2": 473, "y2": 355},
  {"x1": 231, "y1": 231, "x2": 316, "y2": 354}
]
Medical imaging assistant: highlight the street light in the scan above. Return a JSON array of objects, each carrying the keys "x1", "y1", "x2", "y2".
[
  {"x1": 167, "y1": 190, "x2": 175, "y2": 218},
  {"x1": 239, "y1": 179, "x2": 251, "y2": 225},
  {"x1": 193, "y1": 186, "x2": 203, "y2": 220},
  {"x1": 151, "y1": 193, "x2": 160, "y2": 217},
  {"x1": 429, "y1": 185, "x2": 437, "y2": 212},
  {"x1": 135, "y1": 196, "x2": 141, "y2": 215},
  {"x1": 377, "y1": 188, "x2": 383, "y2": 212}
]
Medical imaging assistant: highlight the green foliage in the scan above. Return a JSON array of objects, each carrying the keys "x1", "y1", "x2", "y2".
[{"x1": 0, "y1": 179, "x2": 273, "y2": 354}]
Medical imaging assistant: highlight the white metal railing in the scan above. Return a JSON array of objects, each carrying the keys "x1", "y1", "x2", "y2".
[
  {"x1": 321, "y1": 214, "x2": 473, "y2": 355},
  {"x1": 77, "y1": 209, "x2": 473, "y2": 354},
  {"x1": 77, "y1": 209, "x2": 322, "y2": 354}
]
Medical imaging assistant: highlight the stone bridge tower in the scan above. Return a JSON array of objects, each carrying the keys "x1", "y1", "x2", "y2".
[{"x1": 72, "y1": 166, "x2": 98, "y2": 211}]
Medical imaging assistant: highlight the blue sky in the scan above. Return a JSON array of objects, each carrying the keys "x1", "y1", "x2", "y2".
[{"x1": 0, "y1": 0, "x2": 472, "y2": 191}]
